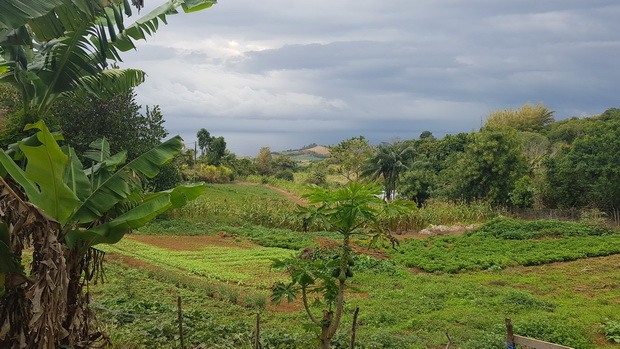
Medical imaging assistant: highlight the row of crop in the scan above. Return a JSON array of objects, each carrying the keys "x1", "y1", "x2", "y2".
[
  {"x1": 100, "y1": 239, "x2": 292, "y2": 288},
  {"x1": 394, "y1": 234, "x2": 620, "y2": 273},
  {"x1": 469, "y1": 217, "x2": 613, "y2": 239}
]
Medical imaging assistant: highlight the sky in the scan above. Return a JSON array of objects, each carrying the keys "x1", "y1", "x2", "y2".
[{"x1": 119, "y1": 0, "x2": 620, "y2": 156}]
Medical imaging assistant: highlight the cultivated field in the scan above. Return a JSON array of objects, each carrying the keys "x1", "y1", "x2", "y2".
[{"x1": 93, "y1": 183, "x2": 620, "y2": 349}]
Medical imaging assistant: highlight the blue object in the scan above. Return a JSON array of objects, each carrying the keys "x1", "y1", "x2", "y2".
[{"x1": 502, "y1": 341, "x2": 516, "y2": 349}]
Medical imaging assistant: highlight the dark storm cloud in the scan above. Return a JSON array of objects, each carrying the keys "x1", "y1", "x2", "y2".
[{"x1": 122, "y1": 0, "x2": 620, "y2": 155}]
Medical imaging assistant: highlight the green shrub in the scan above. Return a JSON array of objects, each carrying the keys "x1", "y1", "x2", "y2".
[
  {"x1": 603, "y1": 319, "x2": 620, "y2": 343},
  {"x1": 514, "y1": 317, "x2": 593, "y2": 349},
  {"x1": 182, "y1": 164, "x2": 233, "y2": 183},
  {"x1": 274, "y1": 169, "x2": 294, "y2": 181},
  {"x1": 502, "y1": 290, "x2": 555, "y2": 311}
]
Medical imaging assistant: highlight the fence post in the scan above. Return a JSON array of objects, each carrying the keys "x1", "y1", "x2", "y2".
[
  {"x1": 254, "y1": 312, "x2": 260, "y2": 349},
  {"x1": 505, "y1": 318, "x2": 515, "y2": 348},
  {"x1": 350, "y1": 306, "x2": 360, "y2": 349}
]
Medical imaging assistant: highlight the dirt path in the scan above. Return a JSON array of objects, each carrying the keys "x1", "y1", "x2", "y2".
[
  {"x1": 128, "y1": 234, "x2": 256, "y2": 251},
  {"x1": 235, "y1": 181, "x2": 308, "y2": 206}
]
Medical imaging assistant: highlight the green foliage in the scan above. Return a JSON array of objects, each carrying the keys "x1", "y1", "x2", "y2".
[
  {"x1": 483, "y1": 102, "x2": 555, "y2": 132},
  {"x1": 146, "y1": 161, "x2": 182, "y2": 191},
  {"x1": 182, "y1": 163, "x2": 233, "y2": 183},
  {"x1": 471, "y1": 217, "x2": 612, "y2": 240},
  {"x1": 446, "y1": 131, "x2": 527, "y2": 204},
  {"x1": 0, "y1": 121, "x2": 205, "y2": 247},
  {"x1": 310, "y1": 240, "x2": 400, "y2": 275},
  {"x1": 94, "y1": 214, "x2": 620, "y2": 348},
  {"x1": 327, "y1": 136, "x2": 372, "y2": 181},
  {"x1": 272, "y1": 182, "x2": 414, "y2": 347},
  {"x1": 272, "y1": 155, "x2": 297, "y2": 172},
  {"x1": 255, "y1": 146, "x2": 274, "y2": 176},
  {"x1": 172, "y1": 183, "x2": 310, "y2": 231},
  {"x1": 390, "y1": 218, "x2": 620, "y2": 273},
  {"x1": 197, "y1": 128, "x2": 212, "y2": 155},
  {"x1": 546, "y1": 110, "x2": 620, "y2": 210},
  {"x1": 50, "y1": 91, "x2": 168, "y2": 160},
  {"x1": 377, "y1": 200, "x2": 503, "y2": 232},
  {"x1": 0, "y1": 0, "x2": 216, "y2": 115},
  {"x1": 363, "y1": 141, "x2": 414, "y2": 201},
  {"x1": 509, "y1": 176, "x2": 536, "y2": 208},
  {"x1": 513, "y1": 317, "x2": 594, "y2": 349},
  {"x1": 100, "y1": 238, "x2": 291, "y2": 287},
  {"x1": 603, "y1": 319, "x2": 620, "y2": 343},
  {"x1": 275, "y1": 169, "x2": 294, "y2": 181}
]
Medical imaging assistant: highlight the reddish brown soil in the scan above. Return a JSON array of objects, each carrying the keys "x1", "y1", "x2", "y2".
[{"x1": 127, "y1": 234, "x2": 256, "y2": 251}]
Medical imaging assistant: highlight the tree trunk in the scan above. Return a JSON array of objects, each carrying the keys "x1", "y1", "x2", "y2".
[{"x1": 319, "y1": 310, "x2": 334, "y2": 349}]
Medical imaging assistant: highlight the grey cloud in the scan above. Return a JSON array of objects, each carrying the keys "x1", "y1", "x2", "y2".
[{"x1": 123, "y1": 0, "x2": 620, "y2": 155}]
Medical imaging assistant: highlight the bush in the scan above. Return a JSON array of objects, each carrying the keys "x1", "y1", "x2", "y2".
[
  {"x1": 274, "y1": 169, "x2": 294, "y2": 181},
  {"x1": 146, "y1": 161, "x2": 181, "y2": 191},
  {"x1": 182, "y1": 164, "x2": 233, "y2": 183},
  {"x1": 603, "y1": 319, "x2": 620, "y2": 343},
  {"x1": 509, "y1": 176, "x2": 535, "y2": 208}
]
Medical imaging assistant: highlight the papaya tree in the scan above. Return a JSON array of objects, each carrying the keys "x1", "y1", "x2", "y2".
[
  {"x1": 0, "y1": 121, "x2": 205, "y2": 348},
  {"x1": 271, "y1": 182, "x2": 412, "y2": 349}
]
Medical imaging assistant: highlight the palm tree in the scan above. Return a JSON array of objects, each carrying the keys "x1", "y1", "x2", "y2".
[{"x1": 363, "y1": 141, "x2": 414, "y2": 201}]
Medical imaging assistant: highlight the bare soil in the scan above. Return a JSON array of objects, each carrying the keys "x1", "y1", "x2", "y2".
[{"x1": 127, "y1": 234, "x2": 256, "y2": 251}]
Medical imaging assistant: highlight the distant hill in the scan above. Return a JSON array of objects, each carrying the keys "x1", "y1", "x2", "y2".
[{"x1": 273, "y1": 145, "x2": 330, "y2": 162}]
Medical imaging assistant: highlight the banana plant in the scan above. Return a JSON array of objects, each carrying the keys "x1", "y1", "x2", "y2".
[
  {"x1": 0, "y1": 0, "x2": 217, "y2": 115},
  {"x1": 0, "y1": 120, "x2": 205, "y2": 348},
  {"x1": 0, "y1": 120, "x2": 204, "y2": 246}
]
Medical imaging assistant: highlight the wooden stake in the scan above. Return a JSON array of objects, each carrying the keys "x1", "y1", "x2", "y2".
[
  {"x1": 254, "y1": 312, "x2": 260, "y2": 349},
  {"x1": 350, "y1": 306, "x2": 360, "y2": 349},
  {"x1": 445, "y1": 332, "x2": 453, "y2": 349},
  {"x1": 505, "y1": 318, "x2": 515, "y2": 348}
]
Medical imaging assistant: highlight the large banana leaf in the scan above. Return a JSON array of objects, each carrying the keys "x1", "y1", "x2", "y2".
[
  {"x1": 19, "y1": 121, "x2": 81, "y2": 222},
  {"x1": 65, "y1": 183, "x2": 205, "y2": 247},
  {"x1": 0, "y1": 0, "x2": 64, "y2": 38},
  {"x1": 0, "y1": 150, "x2": 40, "y2": 202},
  {"x1": 72, "y1": 68, "x2": 146, "y2": 101},
  {"x1": 2, "y1": 0, "x2": 216, "y2": 113},
  {"x1": 72, "y1": 136, "x2": 184, "y2": 223},
  {"x1": 145, "y1": 182, "x2": 206, "y2": 209},
  {"x1": 63, "y1": 147, "x2": 91, "y2": 201},
  {"x1": 0, "y1": 121, "x2": 80, "y2": 223},
  {"x1": 113, "y1": 0, "x2": 216, "y2": 52}
]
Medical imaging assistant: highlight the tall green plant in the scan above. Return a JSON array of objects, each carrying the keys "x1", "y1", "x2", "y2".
[
  {"x1": 271, "y1": 182, "x2": 412, "y2": 349},
  {"x1": 0, "y1": 121, "x2": 204, "y2": 348},
  {"x1": 363, "y1": 141, "x2": 414, "y2": 201}
]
